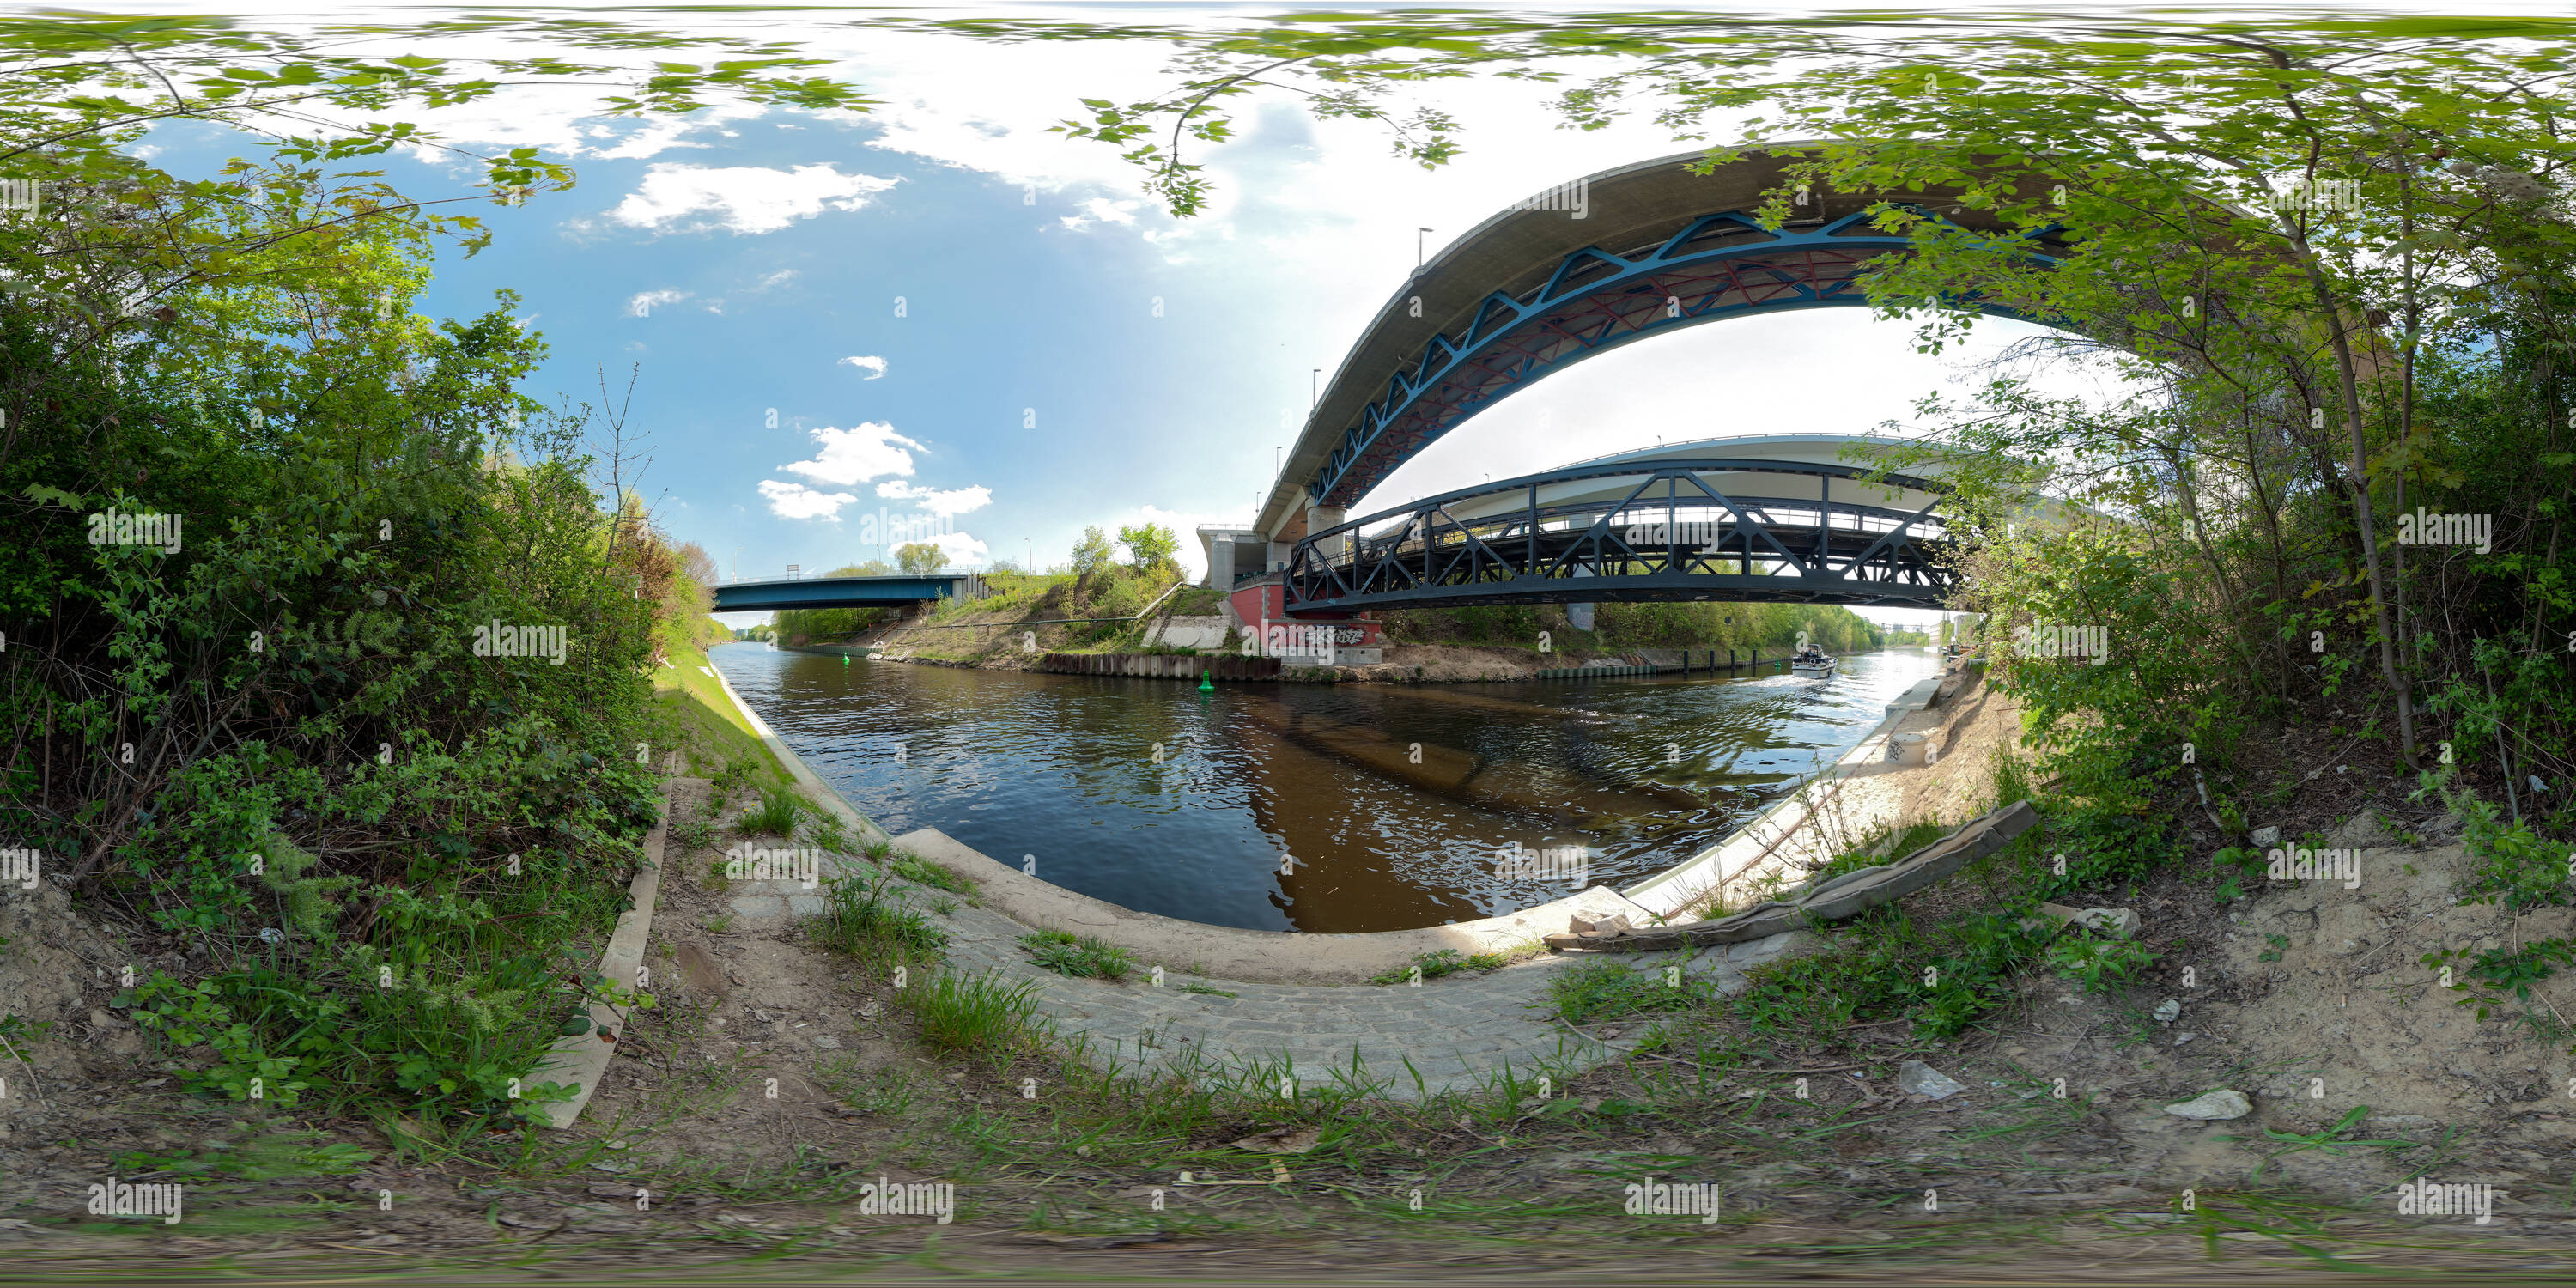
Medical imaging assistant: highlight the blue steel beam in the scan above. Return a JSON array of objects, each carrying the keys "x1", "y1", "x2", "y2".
[
  {"x1": 1309, "y1": 208, "x2": 2058, "y2": 510},
  {"x1": 712, "y1": 575, "x2": 975, "y2": 613}
]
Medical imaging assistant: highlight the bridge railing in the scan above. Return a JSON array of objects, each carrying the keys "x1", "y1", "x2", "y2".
[{"x1": 1285, "y1": 457, "x2": 1955, "y2": 610}]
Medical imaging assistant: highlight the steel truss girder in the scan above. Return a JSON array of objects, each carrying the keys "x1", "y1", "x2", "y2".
[
  {"x1": 1311, "y1": 208, "x2": 2055, "y2": 510},
  {"x1": 1285, "y1": 457, "x2": 1956, "y2": 614}
]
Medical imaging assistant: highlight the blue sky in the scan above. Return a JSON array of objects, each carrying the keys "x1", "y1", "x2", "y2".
[{"x1": 136, "y1": 7, "x2": 2117, "y2": 628}]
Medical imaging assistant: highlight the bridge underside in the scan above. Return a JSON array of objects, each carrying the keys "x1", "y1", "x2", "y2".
[
  {"x1": 1285, "y1": 458, "x2": 1956, "y2": 614},
  {"x1": 712, "y1": 574, "x2": 980, "y2": 613}
]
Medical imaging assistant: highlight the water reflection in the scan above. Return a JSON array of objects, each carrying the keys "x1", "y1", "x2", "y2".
[{"x1": 709, "y1": 644, "x2": 1937, "y2": 933}]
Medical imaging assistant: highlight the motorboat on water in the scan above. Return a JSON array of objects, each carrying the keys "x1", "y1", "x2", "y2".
[{"x1": 1789, "y1": 647, "x2": 1836, "y2": 675}]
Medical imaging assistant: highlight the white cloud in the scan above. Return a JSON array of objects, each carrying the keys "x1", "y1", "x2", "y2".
[
  {"x1": 1057, "y1": 197, "x2": 1142, "y2": 231},
  {"x1": 777, "y1": 422, "x2": 924, "y2": 487},
  {"x1": 914, "y1": 530, "x2": 992, "y2": 566},
  {"x1": 756, "y1": 269, "x2": 799, "y2": 289},
  {"x1": 626, "y1": 289, "x2": 690, "y2": 317},
  {"x1": 876, "y1": 480, "x2": 991, "y2": 516},
  {"x1": 606, "y1": 162, "x2": 899, "y2": 234},
  {"x1": 757, "y1": 479, "x2": 859, "y2": 521},
  {"x1": 840, "y1": 355, "x2": 888, "y2": 380}
]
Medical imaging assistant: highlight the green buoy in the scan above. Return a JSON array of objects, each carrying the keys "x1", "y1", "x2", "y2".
[
  {"x1": 1199, "y1": 669, "x2": 1215, "y2": 692},
  {"x1": 842, "y1": 653, "x2": 850, "y2": 665}
]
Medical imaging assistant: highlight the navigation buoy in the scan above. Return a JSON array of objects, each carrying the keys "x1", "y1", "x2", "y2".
[
  {"x1": 1199, "y1": 669, "x2": 1215, "y2": 692},
  {"x1": 842, "y1": 653, "x2": 850, "y2": 666}
]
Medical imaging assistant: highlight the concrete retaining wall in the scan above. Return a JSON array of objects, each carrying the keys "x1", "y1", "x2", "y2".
[{"x1": 1036, "y1": 652, "x2": 1279, "y2": 681}]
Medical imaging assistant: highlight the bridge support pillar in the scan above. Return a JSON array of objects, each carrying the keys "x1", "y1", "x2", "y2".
[
  {"x1": 1305, "y1": 504, "x2": 1348, "y2": 562},
  {"x1": 1208, "y1": 535, "x2": 1234, "y2": 588}
]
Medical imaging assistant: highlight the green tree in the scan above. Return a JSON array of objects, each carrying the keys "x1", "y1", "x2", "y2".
[
  {"x1": 1071, "y1": 526, "x2": 1115, "y2": 577},
  {"x1": 1117, "y1": 522, "x2": 1179, "y2": 574},
  {"x1": 894, "y1": 543, "x2": 950, "y2": 574}
]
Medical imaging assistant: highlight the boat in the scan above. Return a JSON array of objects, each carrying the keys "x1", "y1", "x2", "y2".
[{"x1": 1789, "y1": 647, "x2": 1836, "y2": 675}]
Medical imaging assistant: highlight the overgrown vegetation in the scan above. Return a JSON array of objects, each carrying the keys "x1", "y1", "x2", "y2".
[{"x1": 0, "y1": 15, "x2": 865, "y2": 1125}]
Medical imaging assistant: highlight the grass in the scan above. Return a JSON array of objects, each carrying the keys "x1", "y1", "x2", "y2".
[
  {"x1": 1368, "y1": 948, "x2": 1509, "y2": 987},
  {"x1": 1018, "y1": 930, "x2": 1133, "y2": 981},
  {"x1": 898, "y1": 969, "x2": 1048, "y2": 1070},
  {"x1": 808, "y1": 868, "x2": 949, "y2": 973},
  {"x1": 647, "y1": 631, "x2": 799, "y2": 793},
  {"x1": 671, "y1": 816, "x2": 719, "y2": 853},
  {"x1": 737, "y1": 786, "x2": 806, "y2": 838},
  {"x1": 867, "y1": 841, "x2": 980, "y2": 901},
  {"x1": 1552, "y1": 961, "x2": 1724, "y2": 1024}
]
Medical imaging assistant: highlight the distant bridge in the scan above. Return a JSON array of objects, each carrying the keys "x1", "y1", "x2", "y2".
[
  {"x1": 1282, "y1": 434, "x2": 1958, "y2": 613},
  {"x1": 711, "y1": 573, "x2": 992, "y2": 613}
]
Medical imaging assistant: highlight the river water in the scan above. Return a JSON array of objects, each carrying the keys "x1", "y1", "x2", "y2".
[{"x1": 708, "y1": 645, "x2": 1941, "y2": 933}]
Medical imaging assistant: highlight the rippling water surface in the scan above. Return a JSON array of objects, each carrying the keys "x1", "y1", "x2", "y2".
[{"x1": 709, "y1": 645, "x2": 1940, "y2": 933}]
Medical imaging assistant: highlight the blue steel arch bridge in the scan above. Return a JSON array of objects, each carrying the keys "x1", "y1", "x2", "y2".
[{"x1": 1216, "y1": 144, "x2": 2074, "y2": 616}]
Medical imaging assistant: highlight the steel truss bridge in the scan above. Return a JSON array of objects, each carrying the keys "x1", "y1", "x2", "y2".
[{"x1": 1284, "y1": 453, "x2": 1954, "y2": 613}]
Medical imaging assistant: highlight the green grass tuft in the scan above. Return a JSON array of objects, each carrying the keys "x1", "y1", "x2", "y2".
[{"x1": 1019, "y1": 929, "x2": 1133, "y2": 981}]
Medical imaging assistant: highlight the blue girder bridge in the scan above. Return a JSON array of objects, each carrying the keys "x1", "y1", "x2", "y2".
[
  {"x1": 1307, "y1": 206, "x2": 2055, "y2": 513},
  {"x1": 1227, "y1": 145, "x2": 2070, "y2": 599},
  {"x1": 1285, "y1": 442, "x2": 1955, "y2": 613},
  {"x1": 712, "y1": 573, "x2": 989, "y2": 613}
]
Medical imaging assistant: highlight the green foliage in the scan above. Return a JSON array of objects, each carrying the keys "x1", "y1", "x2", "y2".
[
  {"x1": 879, "y1": 848, "x2": 978, "y2": 899},
  {"x1": 1018, "y1": 929, "x2": 1133, "y2": 981},
  {"x1": 1070, "y1": 526, "x2": 1116, "y2": 579},
  {"x1": 2209, "y1": 845, "x2": 2268, "y2": 906},
  {"x1": 2044, "y1": 929, "x2": 2161, "y2": 996},
  {"x1": 897, "y1": 970, "x2": 1048, "y2": 1070},
  {"x1": 116, "y1": 1127, "x2": 373, "y2": 1182},
  {"x1": 1368, "y1": 947, "x2": 1509, "y2": 987},
  {"x1": 1115, "y1": 522, "x2": 1179, "y2": 574},
  {"x1": 893, "y1": 542, "x2": 950, "y2": 574},
  {"x1": 2434, "y1": 775, "x2": 2573, "y2": 912},
  {"x1": 2425, "y1": 939, "x2": 2576, "y2": 1027},
  {"x1": 809, "y1": 868, "x2": 947, "y2": 973},
  {"x1": 736, "y1": 787, "x2": 806, "y2": 838},
  {"x1": 1551, "y1": 961, "x2": 1722, "y2": 1024}
]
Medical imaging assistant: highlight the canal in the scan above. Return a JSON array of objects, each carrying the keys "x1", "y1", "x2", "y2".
[{"x1": 708, "y1": 645, "x2": 1941, "y2": 933}]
